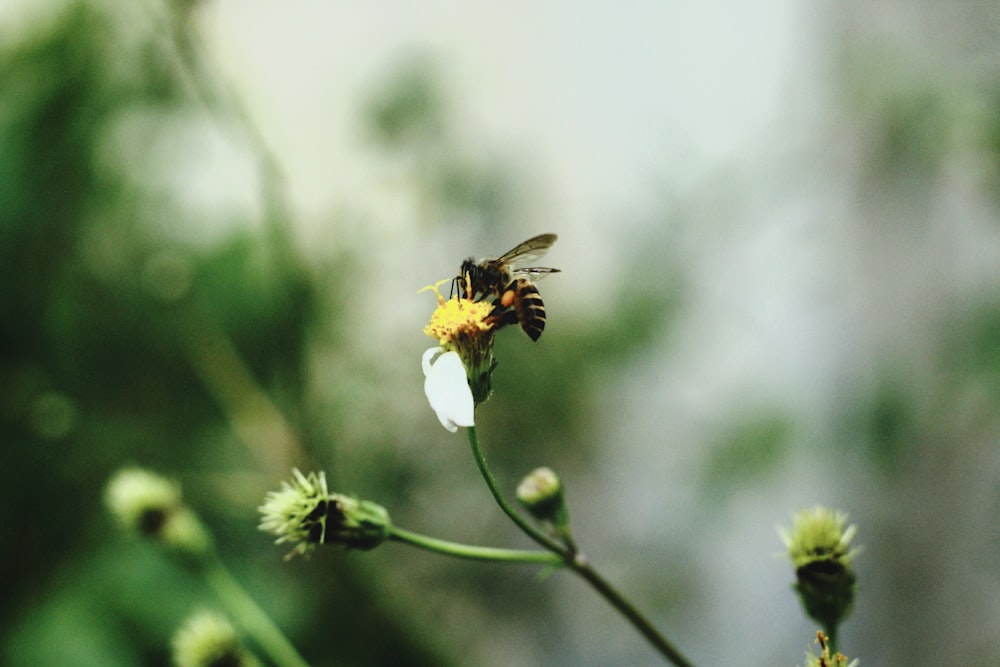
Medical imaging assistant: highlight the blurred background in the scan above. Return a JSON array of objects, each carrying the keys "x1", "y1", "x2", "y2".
[{"x1": 2, "y1": 0, "x2": 1000, "y2": 665}]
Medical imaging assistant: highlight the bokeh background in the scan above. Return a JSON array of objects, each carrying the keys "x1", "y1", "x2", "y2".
[{"x1": 3, "y1": 1, "x2": 1000, "y2": 665}]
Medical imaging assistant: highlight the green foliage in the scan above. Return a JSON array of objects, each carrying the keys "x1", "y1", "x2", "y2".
[
  {"x1": 363, "y1": 60, "x2": 515, "y2": 227},
  {"x1": 366, "y1": 60, "x2": 445, "y2": 148},
  {"x1": 945, "y1": 300, "x2": 1000, "y2": 393},
  {"x1": 701, "y1": 413, "x2": 791, "y2": 492},
  {"x1": 0, "y1": 4, "x2": 442, "y2": 666},
  {"x1": 867, "y1": 89, "x2": 951, "y2": 179}
]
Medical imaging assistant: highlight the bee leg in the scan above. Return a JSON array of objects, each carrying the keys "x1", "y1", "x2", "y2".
[
  {"x1": 483, "y1": 289, "x2": 503, "y2": 312},
  {"x1": 499, "y1": 307, "x2": 520, "y2": 329},
  {"x1": 485, "y1": 296, "x2": 515, "y2": 330},
  {"x1": 463, "y1": 272, "x2": 474, "y2": 300}
]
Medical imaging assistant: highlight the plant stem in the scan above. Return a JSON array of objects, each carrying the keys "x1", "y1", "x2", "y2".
[
  {"x1": 201, "y1": 555, "x2": 311, "y2": 667},
  {"x1": 390, "y1": 526, "x2": 563, "y2": 565},
  {"x1": 465, "y1": 426, "x2": 568, "y2": 554},
  {"x1": 566, "y1": 555, "x2": 695, "y2": 667},
  {"x1": 465, "y1": 425, "x2": 695, "y2": 667},
  {"x1": 824, "y1": 625, "x2": 839, "y2": 657}
]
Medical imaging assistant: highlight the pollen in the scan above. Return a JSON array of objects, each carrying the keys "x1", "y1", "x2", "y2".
[{"x1": 424, "y1": 295, "x2": 495, "y2": 344}]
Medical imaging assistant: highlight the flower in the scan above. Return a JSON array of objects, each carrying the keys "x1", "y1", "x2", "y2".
[
  {"x1": 104, "y1": 467, "x2": 211, "y2": 559},
  {"x1": 172, "y1": 611, "x2": 260, "y2": 667},
  {"x1": 259, "y1": 469, "x2": 392, "y2": 558},
  {"x1": 105, "y1": 468, "x2": 182, "y2": 532},
  {"x1": 779, "y1": 506, "x2": 860, "y2": 632},
  {"x1": 421, "y1": 279, "x2": 499, "y2": 413},
  {"x1": 423, "y1": 348, "x2": 475, "y2": 432},
  {"x1": 422, "y1": 280, "x2": 497, "y2": 347},
  {"x1": 780, "y1": 506, "x2": 859, "y2": 570}
]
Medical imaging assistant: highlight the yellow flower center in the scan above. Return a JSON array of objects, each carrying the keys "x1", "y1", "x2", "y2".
[{"x1": 420, "y1": 279, "x2": 495, "y2": 345}]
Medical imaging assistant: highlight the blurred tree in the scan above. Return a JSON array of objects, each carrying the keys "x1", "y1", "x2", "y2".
[{"x1": 0, "y1": 3, "x2": 452, "y2": 666}]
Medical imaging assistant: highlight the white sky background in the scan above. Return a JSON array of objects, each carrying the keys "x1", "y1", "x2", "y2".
[{"x1": 196, "y1": 0, "x2": 820, "y2": 245}]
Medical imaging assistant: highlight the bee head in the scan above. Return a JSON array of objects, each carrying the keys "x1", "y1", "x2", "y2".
[{"x1": 450, "y1": 257, "x2": 477, "y2": 299}]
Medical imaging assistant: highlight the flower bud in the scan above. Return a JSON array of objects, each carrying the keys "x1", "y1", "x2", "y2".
[
  {"x1": 172, "y1": 611, "x2": 260, "y2": 667},
  {"x1": 104, "y1": 468, "x2": 211, "y2": 560},
  {"x1": 517, "y1": 467, "x2": 563, "y2": 517},
  {"x1": 517, "y1": 467, "x2": 572, "y2": 546},
  {"x1": 779, "y1": 507, "x2": 859, "y2": 632},
  {"x1": 323, "y1": 494, "x2": 393, "y2": 550},
  {"x1": 259, "y1": 469, "x2": 392, "y2": 558}
]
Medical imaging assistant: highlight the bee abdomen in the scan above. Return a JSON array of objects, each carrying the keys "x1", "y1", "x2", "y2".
[{"x1": 513, "y1": 282, "x2": 547, "y2": 342}]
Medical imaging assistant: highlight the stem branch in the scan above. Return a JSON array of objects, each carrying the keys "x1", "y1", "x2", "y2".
[
  {"x1": 465, "y1": 425, "x2": 695, "y2": 667},
  {"x1": 567, "y1": 555, "x2": 695, "y2": 667},
  {"x1": 390, "y1": 526, "x2": 563, "y2": 565},
  {"x1": 465, "y1": 426, "x2": 567, "y2": 554}
]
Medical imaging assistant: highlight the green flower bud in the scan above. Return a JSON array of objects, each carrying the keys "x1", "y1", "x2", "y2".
[
  {"x1": 517, "y1": 467, "x2": 564, "y2": 519},
  {"x1": 779, "y1": 507, "x2": 860, "y2": 633},
  {"x1": 104, "y1": 468, "x2": 211, "y2": 559},
  {"x1": 172, "y1": 611, "x2": 260, "y2": 667},
  {"x1": 516, "y1": 467, "x2": 574, "y2": 548},
  {"x1": 258, "y1": 469, "x2": 392, "y2": 558}
]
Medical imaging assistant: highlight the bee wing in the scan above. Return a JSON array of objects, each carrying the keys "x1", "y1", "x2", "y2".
[
  {"x1": 495, "y1": 233, "x2": 558, "y2": 267},
  {"x1": 510, "y1": 267, "x2": 561, "y2": 281}
]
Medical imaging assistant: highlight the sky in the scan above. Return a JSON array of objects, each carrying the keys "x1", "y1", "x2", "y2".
[{"x1": 197, "y1": 0, "x2": 820, "y2": 235}]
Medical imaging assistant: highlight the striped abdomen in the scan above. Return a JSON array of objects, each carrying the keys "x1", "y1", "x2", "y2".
[{"x1": 501, "y1": 278, "x2": 547, "y2": 341}]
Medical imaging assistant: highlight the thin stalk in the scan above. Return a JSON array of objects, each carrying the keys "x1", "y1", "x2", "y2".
[
  {"x1": 390, "y1": 526, "x2": 563, "y2": 565},
  {"x1": 567, "y1": 555, "x2": 695, "y2": 667},
  {"x1": 201, "y1": 555, "x2": 311, "y2": 667},
  {"x1": 465, "y1": 425, "x2": 695, "y2": 667},
  {"x1": 465, "y1": 426, "x2": 567, "y2": 554},
  {"x1": 824, "y1": 626, "x2": 839, "y2": 658}
]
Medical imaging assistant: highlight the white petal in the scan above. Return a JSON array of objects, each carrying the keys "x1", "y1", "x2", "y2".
[
  {"x1": 423, "y1": 350, "x2": 475, "y2": 432},
  {"x1": 422, "y1": 347, "x2": 443, "y2": 377}
]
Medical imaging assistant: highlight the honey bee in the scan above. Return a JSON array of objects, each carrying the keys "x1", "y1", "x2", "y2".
[{"x1": 455, "y1": 233, "x2": 560, "y2": 341}]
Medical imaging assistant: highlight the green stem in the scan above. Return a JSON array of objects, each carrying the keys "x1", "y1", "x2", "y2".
[
  {"x1": 201, "y1": 555, "x2": 311, "y2": 667},
  {"x1": 465, "y1": 425, "x2": 696, "y2": 667},
  {"x1": 566, "y1": 555, "x2": 695, "y2": 667},
  {"x1": 465, "y1": 426, "x2": 567, "y2": 554},
  {"x1": 390, "y1": 526, "x2": 563, "y2": 565},
  {"x1": 824, "y1": 625, "x2": 839, "y2": 658}
]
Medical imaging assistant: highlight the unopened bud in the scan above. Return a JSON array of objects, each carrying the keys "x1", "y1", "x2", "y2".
[
  {"x1": 780, "y1": 507, "x2": 860, "y2": 632},
  {"x1": 172, "y1": 611, "x2": 260, "y2": 667},
  {"x1": 517, "y1": 467, "x2": 572, "y2": 544},
  {"x1": 104, "y1": 468, "x2": 211, "y2": 560},
  {"x1": 517, "y1": 467, "x2": 562, "y2": 514}
]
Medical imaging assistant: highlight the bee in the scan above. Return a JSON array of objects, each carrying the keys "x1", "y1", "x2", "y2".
[{"x1": 455, "y1": 233, "x2": 560, "y2": 341}]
